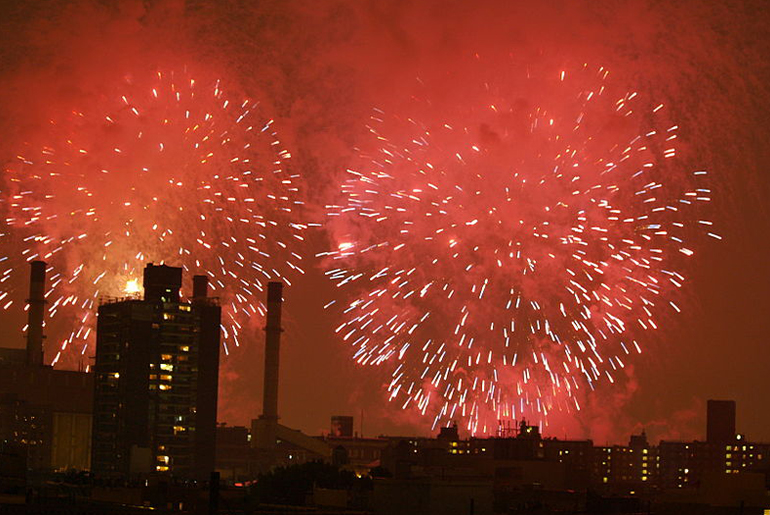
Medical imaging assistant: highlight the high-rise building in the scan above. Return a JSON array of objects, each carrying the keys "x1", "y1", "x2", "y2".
[
  {"x1": 91, "y1": 264, "x2": 220, "y2": 480},
  {"x1": 707, "y1": 399, "x2": 736, "y2": 444}
]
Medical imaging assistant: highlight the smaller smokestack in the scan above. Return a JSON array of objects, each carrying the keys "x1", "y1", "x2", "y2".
[
  {"x1": 192, "y1": 275, "x2": 209, "y2": 302},
  {"x1": 26, "y1": 261, "x2": 47, "y2": 366}
]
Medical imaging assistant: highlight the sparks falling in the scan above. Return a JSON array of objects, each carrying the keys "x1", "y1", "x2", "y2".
[
  {"x1": 323, "y1": 64, "x2": 717, "y2": 434},
  {"x1": 2, "y1": 70, "x2": 306, "y2": 366}
]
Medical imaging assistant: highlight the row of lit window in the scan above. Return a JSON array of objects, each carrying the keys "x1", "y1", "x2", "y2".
[
  {"x1": 156, "y1": 453, "x2": 170, "y2": 472},
  {"x1": 149, "y1": 384, "x2": 173, "y2": 391}
]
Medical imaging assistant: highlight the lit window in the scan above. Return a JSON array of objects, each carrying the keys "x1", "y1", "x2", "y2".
[
  {"x1": 180, "y1": 346, "x2": 190, "y2": 352},
  {"x1": 180, "y1": 305, "x2": 191, "y2": 312},
  {"x1": 159, "y1": 384, "x2": 172, "y2": 390},
  {"x1": 160, "y1": 374, "x2": 172, "y2": 381},
  {"x1": 160, "y1": 364, "x2": 174, "y2": 371},
  {"x1": 161, "y1": 354, "x2": 173, "y2": 361}
]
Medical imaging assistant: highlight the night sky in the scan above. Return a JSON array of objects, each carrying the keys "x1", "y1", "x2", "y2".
[{"x1": 0, "y1": 0, "x2": 769, "y2": 445}]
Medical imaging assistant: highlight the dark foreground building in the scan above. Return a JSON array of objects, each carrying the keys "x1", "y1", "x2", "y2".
[
  {"x1": 0, "y1": 261, "x2": 93, "y2": 472},
  {"x1": 707, "y1": 399, "x2": 736, "y2": 444},
  {"x1": 91, "y1": 264, "x2": 221, "y2": 480}
]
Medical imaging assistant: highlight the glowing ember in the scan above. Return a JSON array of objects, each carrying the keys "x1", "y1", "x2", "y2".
[{"x1": 123, "y1": 278, "x2": 141, "y2": 295}]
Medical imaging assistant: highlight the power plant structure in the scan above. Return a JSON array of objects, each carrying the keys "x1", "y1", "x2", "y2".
[
  {"x1": 0, "y1": 261, "x2": 93, "y2": 471},
  {"x1": 25, "y1": 260, "x2": 46, "y2": 366},
  {"x1": 251, "y1": 281, "x2": 330, "y2": 469},
  {"x1": 253, "y1": 282, "x2": 283, "y2": 453}
]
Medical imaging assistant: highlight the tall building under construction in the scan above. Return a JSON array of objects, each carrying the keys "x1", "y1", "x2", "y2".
[{"x1": 91, "y1": 264, "x2": 221, "y2": 480}]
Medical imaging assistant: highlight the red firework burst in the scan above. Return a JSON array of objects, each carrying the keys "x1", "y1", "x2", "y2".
[
  {"x1": 2, "y1": 69, "x2": 306, "y2": 366},
  {"x1": 323, "y1": 64, "x2": 718, "y2": 434}
]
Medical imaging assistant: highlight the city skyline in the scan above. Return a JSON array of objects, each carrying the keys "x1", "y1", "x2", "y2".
[{"x1": 0, "y1": 0, "x2": 768, "y2": 447}]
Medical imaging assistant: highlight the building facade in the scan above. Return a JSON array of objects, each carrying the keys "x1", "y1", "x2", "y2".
[
  {"x1": 0, "y1": 261, "x2": 93, "y2": 472},
  {"x1": 91, "y1": 264, "x2": 220, "y2": 480},
  {"x1": 707, "y1": 399, "x2": 736, "y2": 444}
]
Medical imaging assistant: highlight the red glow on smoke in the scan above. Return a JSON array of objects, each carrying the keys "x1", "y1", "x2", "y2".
[
  {"x1": 323, "y1": 62, "x2": 716, "y2": 434},
  {"x1": 2, "y1": 69, "x2": 306, "y2": 367}
]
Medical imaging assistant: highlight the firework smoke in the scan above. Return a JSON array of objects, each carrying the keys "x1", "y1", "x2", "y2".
[
  {"x1": 1, "y1": 0, "x2": 767, "y2": 442},
  {"x1": 324, "y1": 63, "x2": 717, "y2": 434},
  {"x1": 1, "y1": 69, "x2": 305, "y2": 366}
]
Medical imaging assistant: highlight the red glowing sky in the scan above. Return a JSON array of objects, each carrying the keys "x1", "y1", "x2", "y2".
[{"x1": 0, "y1": 0, "x2": 769, "y2": 444}]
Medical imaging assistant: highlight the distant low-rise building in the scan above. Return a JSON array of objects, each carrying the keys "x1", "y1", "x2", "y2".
[{"x1": 215, "y1": 424, "x2": 255, "y2": 481}]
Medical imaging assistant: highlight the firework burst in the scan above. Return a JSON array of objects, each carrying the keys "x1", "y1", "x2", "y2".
[
  {"x1": 323, "y1": 64, "x2": 718, "y2": 434},
  {"x1": 2, "y1": 69, "x2": 306, "y2": 366}
]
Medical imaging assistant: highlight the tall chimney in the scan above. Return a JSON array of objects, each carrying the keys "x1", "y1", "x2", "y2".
[
  {"x1": 254, "y1": 282, "x2": 283, "y2": 454},
  {"x1": 26, "y1": 260, "x2": 46, "y2": 366},
  {"x1": 261, "y1": 282, "x2": 283, "y2": 421},
  {"x1": 192, "y1": 275, "x2": 209, "y2": 302}
]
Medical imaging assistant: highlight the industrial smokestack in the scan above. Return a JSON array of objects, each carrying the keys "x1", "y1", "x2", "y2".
[
  {"x1": 26, "y1": 260, "x2": 46, "y2": 366},
  {"x1": 192, "y1": 275, "x2": 209, "y2": 302},
  {"x1": 254, "y1": 282, "x2": 283, "y2": 453},
  {"x1": 261, "y1": 282, "x2": 283, "y2": 421}
]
